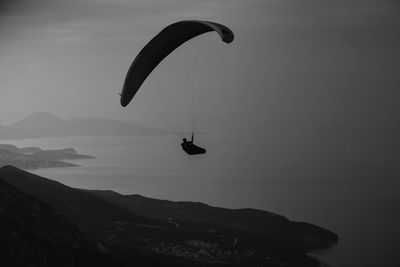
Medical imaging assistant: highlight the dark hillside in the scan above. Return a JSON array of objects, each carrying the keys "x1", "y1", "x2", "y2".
[
  {"x1": 0, "y1": 166, "x2": 337, "y2": 266},
  {"x1": 0, "y1": 177, "x2": 119, "y2": 267}
]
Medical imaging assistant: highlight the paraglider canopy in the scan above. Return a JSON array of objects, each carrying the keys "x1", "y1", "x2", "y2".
[{"x1": 120, "y1": 20, "x2": 234, "y2": 107}]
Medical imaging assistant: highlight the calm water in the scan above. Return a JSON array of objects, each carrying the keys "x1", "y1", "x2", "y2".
[{"x1": 3, "y1": 133, "x2": 400, "y2": 267}]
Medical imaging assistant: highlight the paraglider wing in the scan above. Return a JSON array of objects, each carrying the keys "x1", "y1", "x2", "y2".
[{"x1": 120, "y1": 20, "x2": 234, "y2": 107}]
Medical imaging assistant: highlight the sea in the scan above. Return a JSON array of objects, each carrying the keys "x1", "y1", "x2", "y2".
[{"x1": 3, "y1": 133, "x2": 400, "y2": 267}]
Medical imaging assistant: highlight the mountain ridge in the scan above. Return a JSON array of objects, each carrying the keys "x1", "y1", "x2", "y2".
[
  {"x1": 0, "y1": 174, "x2": 120, "y2": 267},
  {"x1": 0, "y1": 112, "x2": 163, "y2": 139},
  {"x1": 0, "y1": 165, "x2": 337, "y2": 266}
]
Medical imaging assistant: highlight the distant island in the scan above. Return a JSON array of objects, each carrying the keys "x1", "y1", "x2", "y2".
[
  {"x1": 0, "y1": 112, "x2": 163, "y2": 140},
  {"x1": 0, "y1": 144, "x2": 94, "y2": 169},
  {"x1": 0, "y1": 166, "x2": 338, "y2": 267}
]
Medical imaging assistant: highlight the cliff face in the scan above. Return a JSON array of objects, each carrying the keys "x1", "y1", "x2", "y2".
[{"x1": 0, "y1": 166, "x2": 338, "y2": 267}]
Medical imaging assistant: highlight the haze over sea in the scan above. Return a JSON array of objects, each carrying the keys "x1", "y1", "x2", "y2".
[{"x1": 3, "y1": 132, "x2": 400, "y2": 267}]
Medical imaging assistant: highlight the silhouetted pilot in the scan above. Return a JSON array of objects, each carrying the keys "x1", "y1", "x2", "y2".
[{"x1": 181, "y1": 134, "x2": 206, "y2": 155}]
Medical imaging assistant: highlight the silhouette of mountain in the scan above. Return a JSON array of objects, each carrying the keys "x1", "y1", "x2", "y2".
[
  {"x1": 86, "y1": 190, "x2": 338, "y2": 251},
  {"x1": 0, "y1": 112, "x2": 162, "y2": 139},
  {"x1": 0, "y1": 176, "x2": 120, "y2": 267},
  {"x1": 0, "y1": 166, "x2": 338, "y2": 266}
]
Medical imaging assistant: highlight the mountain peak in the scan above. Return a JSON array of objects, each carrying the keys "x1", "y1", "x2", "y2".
[
  {"x1": 0, "y1": 112, "x2": 162, "y2": 140},
  {"x1": 17, "y1": 112, "x2": 64, "y2": 124},
  {"x1": 9, "y1": 112, "x2": 64, "y2": 129}
]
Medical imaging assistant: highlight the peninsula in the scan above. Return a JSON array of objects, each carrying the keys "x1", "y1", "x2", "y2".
[{"x1": 0, "y1": 144, "x2": 94, "y2": 170}]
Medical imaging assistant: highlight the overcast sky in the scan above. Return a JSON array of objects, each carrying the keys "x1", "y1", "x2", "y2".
[{"x1": 1, "y1": 0, "x2": 399, "y2": 131}]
